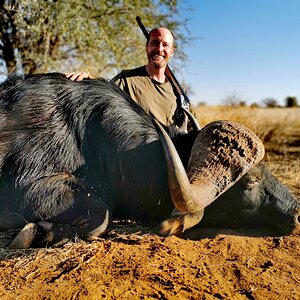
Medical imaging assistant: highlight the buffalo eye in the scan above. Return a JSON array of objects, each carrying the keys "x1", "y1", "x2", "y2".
[{"x1": 246, "y1": 178, "x2": 259, "y2": 190}]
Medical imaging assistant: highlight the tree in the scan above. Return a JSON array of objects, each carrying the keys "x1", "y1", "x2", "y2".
[
  {"x1": 250, "y1": 102, "x2": 260, "y2": 108},
  {"x1": 221, "y1": 90, "x2": 246, "y2": 107},
  {"x1": 285, "y1": 96, "x2": 298, "y2": 108},
  {"x1": 262, "y1": 97, "x2": 279, "y2": 108},
  {"x1": 0, "y1": 0, "x2": 189, "y2": 78}
]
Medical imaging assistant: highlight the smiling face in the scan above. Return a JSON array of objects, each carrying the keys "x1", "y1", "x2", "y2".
[{"x1": 146, "y1": 28, "x2": 174, "y2": 69}]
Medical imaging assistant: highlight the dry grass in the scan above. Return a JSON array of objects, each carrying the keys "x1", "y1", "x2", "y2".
[
  {"x1": 192, "y1": 106, "x2": 300, "y2": 147},
  {"x1": 265, "y1": 152, "x2": 300, "y2": 197}
]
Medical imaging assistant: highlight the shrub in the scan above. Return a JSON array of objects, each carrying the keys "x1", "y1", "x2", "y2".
[{"x1": 285, "y1": 96, "x2": 298, "y2": 108}]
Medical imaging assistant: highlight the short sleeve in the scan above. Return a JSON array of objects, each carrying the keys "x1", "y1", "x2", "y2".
[{"x1": 111, "y1": 72, "x2": 126, "y2": 91}]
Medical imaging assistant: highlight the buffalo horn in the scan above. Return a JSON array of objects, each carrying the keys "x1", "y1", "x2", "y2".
[
  {"x1": 181, "y1": 107, "x2": 201, "y2": 131},
  {"x1": 154, "y1": 120, "x2": 265, "y2": 213},
  {"x1": 154, "y1": 120, "x2": 200, "y2": 212},
  {"x1": 187, "y1": 120, "x2": 265, "y2": 208}
]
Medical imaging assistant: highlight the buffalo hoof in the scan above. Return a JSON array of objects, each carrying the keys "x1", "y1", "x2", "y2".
[
  {"x1": 159, "y1": 209, "x2": 204, "y2": 236},
  {"x1": 87, "y1": 210, "x2": 111, "y2": 240},
  {"x1": 9, "y1": 223, "x2": 38, "y2": 249}
]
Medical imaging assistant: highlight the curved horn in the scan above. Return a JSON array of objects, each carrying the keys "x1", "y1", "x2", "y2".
[
  {"x1": 154, "y1": 120, "x2": 200, "y2": 212},
  {"x1": 155, "y1": 120, "x2": 265, "y2": 213},
  {"x1": 181, "y1": 107, "x2": 201, "y2": 132}
]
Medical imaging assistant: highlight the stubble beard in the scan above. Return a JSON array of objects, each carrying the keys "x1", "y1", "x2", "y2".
[
  {"x1": 148, "y1": 51, "x2": 168, "y2": 69},
  {"x1": 151, "y1": 60, "x2": 167, "y2": 69}
]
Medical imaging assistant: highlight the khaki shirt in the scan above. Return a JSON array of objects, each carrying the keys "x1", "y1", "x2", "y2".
[{"x1": 112, "y1": 66, "x2": 178, "y2": 126}]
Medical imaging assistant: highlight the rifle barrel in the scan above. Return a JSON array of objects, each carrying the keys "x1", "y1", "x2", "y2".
[{"x1": 136, "y1": 16, "x2": 149, "y2": 38}]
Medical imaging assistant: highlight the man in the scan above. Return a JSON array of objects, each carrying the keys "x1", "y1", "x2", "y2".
[
  {"x1": 66, "y1": 27, "x2": 188, "y2": 130},
  {"x1": 112, "y1": 27, "x2": 188, "y2": 130}
]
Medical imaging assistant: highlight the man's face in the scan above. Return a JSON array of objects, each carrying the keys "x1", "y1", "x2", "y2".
[{"x1": 146, "y1": 28, "x2": 174, "y2": 69}]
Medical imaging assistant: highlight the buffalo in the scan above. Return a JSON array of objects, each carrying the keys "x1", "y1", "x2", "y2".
[{"x1": 0, "y1": 73, "x2": 299, "y2": 248}]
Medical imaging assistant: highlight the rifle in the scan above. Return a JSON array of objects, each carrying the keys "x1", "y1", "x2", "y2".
[{"x1": 136, "y1": 16, "x2": 200, "y2": 131}]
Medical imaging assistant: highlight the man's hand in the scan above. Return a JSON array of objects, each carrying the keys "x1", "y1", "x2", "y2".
[{"x1": 64, "y1": 72, "x2": 93, "y2": 81}]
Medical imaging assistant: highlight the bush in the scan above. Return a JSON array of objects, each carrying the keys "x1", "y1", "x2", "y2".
[
  {"x1": 262, "y1": 98, "x2": 279, "y2": 108},
  {"x1": 285, "y1": 96, "x2": 298, "y2": 108}
]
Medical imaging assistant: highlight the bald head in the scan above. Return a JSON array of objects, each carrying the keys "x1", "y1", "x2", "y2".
[{"x1": 146, "y1": 28, "x2": 175, "y2": 47}]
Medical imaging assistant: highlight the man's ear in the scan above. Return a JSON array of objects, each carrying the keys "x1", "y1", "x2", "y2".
[
  {"x1": 145, "y1": 43, "x2": 150, "y2": 53},
  {"x1": 171, "y1": 47, "x2": 175, "y2": 57}
]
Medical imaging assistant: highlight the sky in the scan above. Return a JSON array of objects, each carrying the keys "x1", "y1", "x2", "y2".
[{"x1": 174, "y1": 0, "x2": 300, "y2": 106}]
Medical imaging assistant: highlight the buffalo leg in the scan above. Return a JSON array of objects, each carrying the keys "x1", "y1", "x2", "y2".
[
  {"x1": 23, "y1": 173, "x2": 112, "y2": 246},
  {"x1": 41, "y1": 200, "x2": 111, "y2": 245},
  {"x1": 42, "y1": 185, "x2": 111, "y2": 244}
]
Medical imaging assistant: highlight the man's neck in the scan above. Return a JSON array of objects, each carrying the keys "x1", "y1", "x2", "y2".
[{"x1": 145, "y1": 64, "x2": 167, "y2": 83}]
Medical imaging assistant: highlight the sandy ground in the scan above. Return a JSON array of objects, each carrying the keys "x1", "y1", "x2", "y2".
[{"x1": 0, "y1": 153, "x2": 299, "y2": 300}]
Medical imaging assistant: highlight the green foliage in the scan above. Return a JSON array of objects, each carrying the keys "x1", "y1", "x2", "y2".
[
  {"x1": 285, "y1": 96, "x2": 298, "y2": 108},
  {"x1": 0, "y1": 0, "x2": 188, "y2": 77}
]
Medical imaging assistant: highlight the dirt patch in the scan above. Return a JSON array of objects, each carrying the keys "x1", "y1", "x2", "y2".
[
  {"x1": 0, "y1": 151, "x2": 299, "y2": 300},
  {"x1": 0, "y1": 232, "x2": 299, "y2": 299}
]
